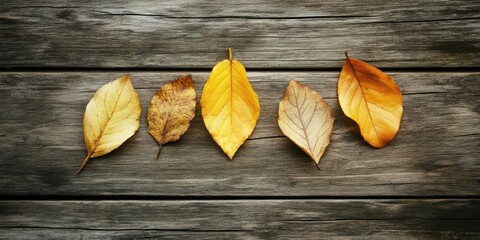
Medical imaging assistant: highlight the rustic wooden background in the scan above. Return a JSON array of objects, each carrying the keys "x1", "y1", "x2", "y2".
[{"x1": 1, "y1": 1, "x2": 479, "y2": 239}]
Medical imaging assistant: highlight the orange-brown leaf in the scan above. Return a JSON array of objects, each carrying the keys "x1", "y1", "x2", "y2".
[
  {"x1": 338, "y1": 53, "x2": 403, "y2": 148},
  {"x1": 147, "y1": 75, "x2": 196, "y2": 158},
  {"x1": 278, "y1": 80, "x2": 334, "y2": 166}
]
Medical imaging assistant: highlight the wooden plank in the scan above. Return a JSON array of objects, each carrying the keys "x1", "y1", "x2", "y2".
[
  {"x1": 1, "y1": 0, "x2": 479, "y2": 68},
  {"x1": 0, "y1": 71, "x2": 478, "y2": 196},
  {"x1": 1, "y1": 199, "x2": 479, "y2": 239}
]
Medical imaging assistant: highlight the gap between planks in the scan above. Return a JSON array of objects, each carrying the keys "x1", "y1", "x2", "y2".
[
  {"x1": 0, "y1": 195, "x2": 479, "y2": 201},
  {"x1": 0, "y1": 67, "x2": 480, "y2": 73}
]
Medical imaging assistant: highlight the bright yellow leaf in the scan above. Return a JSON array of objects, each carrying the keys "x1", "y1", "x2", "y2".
[
  {"x1": 78, "y1": 74, "x2": 142, "y2": 173},
  {"x1": 338, "y1": 53, "x2": 403, "y2": 148},
  {"x1": 201, "y1": 48, "x2": 260, "y2": 159}
]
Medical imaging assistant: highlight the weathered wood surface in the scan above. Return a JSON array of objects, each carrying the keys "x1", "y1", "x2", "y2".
[
  {"x1": 1, "y1": 1, "x2": 479, "y2": 238},
  {"x1": 1, "y1": 199, "x2": 479, "y2": 239},
  {"x1": 1, "y1": 0, "x2": 479, "y2": 68},
  {"x1": 0, "y1": 71, "x2": 478, "y2": 196}
]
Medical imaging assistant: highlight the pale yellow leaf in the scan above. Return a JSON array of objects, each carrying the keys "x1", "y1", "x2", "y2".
[
  {"x1": 201, "y1": 48, "x2": 260, "y2": 159},
  {"x1": 278, "y1": 80, "x2": 334, "y2": 167},
  {"x1": 338, "y1": 53, "x2": 403, "y2": 148},
  {"x1": 78, "y1": 74, "x2": 142, "y2": 173},
  {"x1": 147, "y1": 75, "x2": 196, "y2": 159}
]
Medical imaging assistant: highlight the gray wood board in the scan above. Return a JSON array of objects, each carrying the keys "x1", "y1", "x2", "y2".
[
  {"x1": 0, "y1": 71, "x2": 478, "y2": 196},
  {"x1": 1, "y1": 0, "x2": 479, "y2": 68},
  {"x1": 1, "y1": 199, "x2": 479, "y2": 239}
]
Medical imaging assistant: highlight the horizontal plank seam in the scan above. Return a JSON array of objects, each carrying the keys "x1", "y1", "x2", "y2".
[
  {"x1": 279, "y1": 218, "x2": 480, "y2": 222},
  {"x1": 1, "y1": 67, "x2": 480, "y2": 73},
  {"x1": 0, "y1": 196, "x2": 479, "y2": 201},
  {"x1": 2, "y1": 220, "x2": 480, "y2": 231},
  {"x1": 0, "y1": 226, "x2": 252, "y2": 232}
]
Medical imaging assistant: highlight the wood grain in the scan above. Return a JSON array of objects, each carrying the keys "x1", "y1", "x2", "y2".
[
  {"x1": 1, "y1": 0, "x2": 479, "y2": 68},
  {"x1": 1, "y1": 199, "x2": 479, "y2": 239},
  {"x1": 0, "y1": 71, "x2": 478, "y2": 196},
  {"x1": 1, "y1": 1, "x2": 478, "y2": 238}
]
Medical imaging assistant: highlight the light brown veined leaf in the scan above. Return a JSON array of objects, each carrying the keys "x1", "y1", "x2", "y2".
[
  {"x1": 78, "y1": 74, "x2": 142, "y2": 174},
  {"x1": 201, "y1": 48, "x2": 260, "y2": 159},
  {"x1": 338, "y1": 52, "x2": 403, "y2": 148},
  {"x1": 147, "y1": 75, "x2": 196, "y2": 159},
  {"x1": 278, "y1": 80, "x2": 334, "y2": 168}
]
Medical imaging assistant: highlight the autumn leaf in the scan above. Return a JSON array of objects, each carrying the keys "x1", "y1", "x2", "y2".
[
  {"x1": 338, "y1": 52, "x2": 403, "y2": 148},
  {"x1": 147, "y1": 75, "x2": 196, "y2": 159},
  {"x1": 201, "y1": 48, "x2": 260, "y2": 159},
  {"x1": 78, "y1": 74, "x2": 142, "y2": 174},
  {"x1": 278, "y1": 80, "x2": 334, "y2": 168}
]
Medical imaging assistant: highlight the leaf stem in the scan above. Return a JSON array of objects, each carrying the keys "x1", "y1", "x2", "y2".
[
  {"x1": 77, "y1": 153, "x2": 91, "y2": 174},
  {"x1": 228, "y1": 48, "x2": 233, "y2": 61},
  {"x1": 156, "y1": 143, "x2": 163, "y2": 160},
  {"x1": 344, "y1": 51, "x2": 350, "y2": 60}
]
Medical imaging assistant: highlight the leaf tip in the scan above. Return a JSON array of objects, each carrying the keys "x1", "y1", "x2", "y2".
[
  {"x1": 368, "y1": 138, "x2": 389, "y2": 149},
  {"x1": 227, "y1": 152, "x2": 235, "y2": 160},
  {"x1": 122, "y1": 74, "x2": 131, "y2": 81},
  {"x1": 284, "y1": 80, "x2": 298, "y2": 93},
  {"x1": 183, "y1": 74, "x2": 195, "y2": 85}
]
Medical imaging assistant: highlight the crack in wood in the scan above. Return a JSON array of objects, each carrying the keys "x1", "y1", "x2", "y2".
[
  {"x1": 94, "y1": 11, "x2": 372, "y2": 20},
  {"x1": 356, "y1": 17, "x2": 480, "y2": 24}
]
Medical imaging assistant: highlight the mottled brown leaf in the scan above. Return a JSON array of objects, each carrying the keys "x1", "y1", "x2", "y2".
[
  {"x1": 147, "y1": 75, "x2": 196, "y2": 158},
  {"x1": 278, "y1": 80, "x2": 334, "y2": 168}
]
